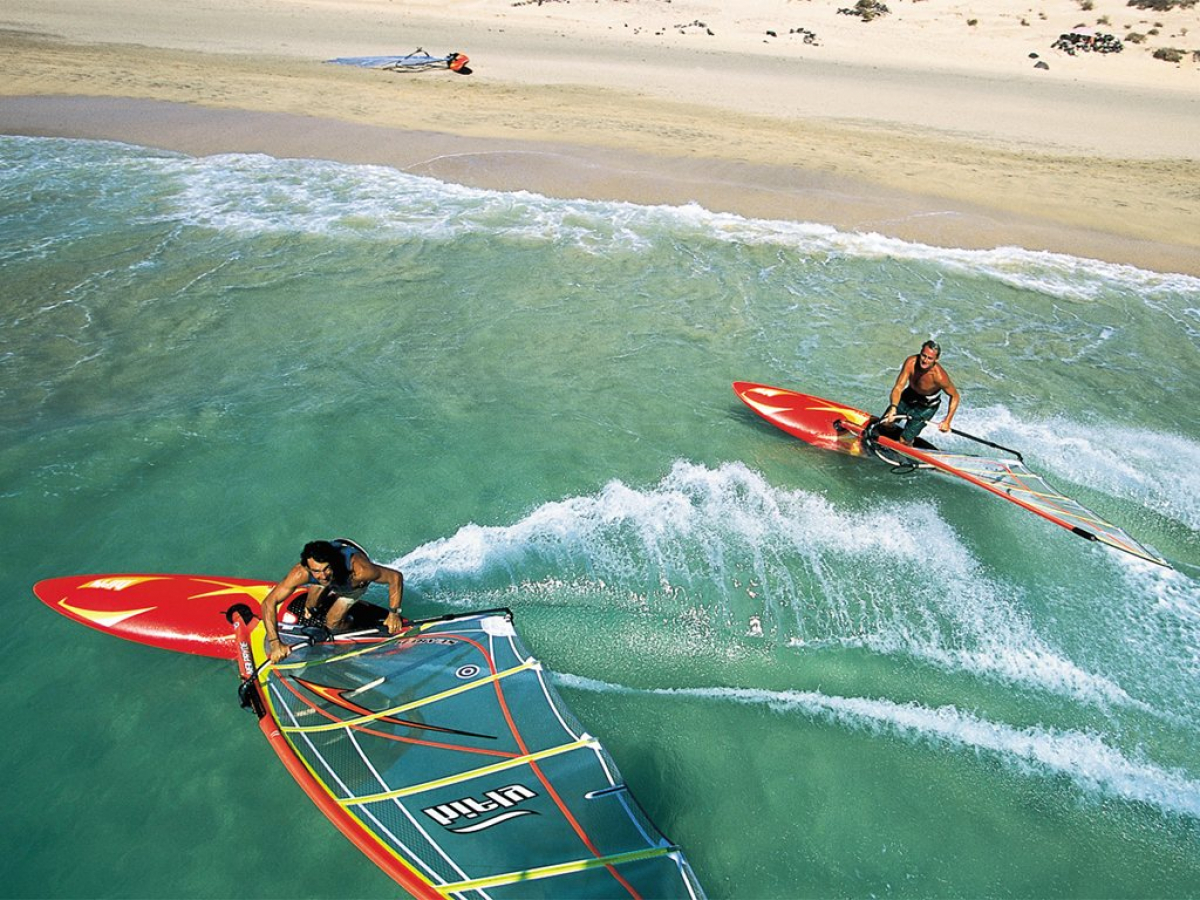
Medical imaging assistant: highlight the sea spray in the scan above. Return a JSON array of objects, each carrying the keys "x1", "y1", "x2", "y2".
[
  {"x1": 556, "y1": 673, "x2": 1200, "y2": 821},
  {"x1": 398, "y1": 460, "x2": 1146, "y2": 712}
]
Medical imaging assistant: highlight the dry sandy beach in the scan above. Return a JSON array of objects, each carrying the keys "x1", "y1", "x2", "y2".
[{"x1": 2, "y1": 0, "x2": 1199, "y2": 273}]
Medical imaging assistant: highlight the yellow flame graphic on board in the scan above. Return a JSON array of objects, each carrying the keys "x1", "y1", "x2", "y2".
[
  {"x1": 79, "y1": 576, "x2": 168, "y2": 592},
  {"x1": 54, "y1": 578, "x2": 272, "y2": 628},
  {"x1": 184, "y1": 580, "x2": 273, "y2": 603},
  {"x1": 57, "y1": 598, "x2": 157, "y2": 628}
]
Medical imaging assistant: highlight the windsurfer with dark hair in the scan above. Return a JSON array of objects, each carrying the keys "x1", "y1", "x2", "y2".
[
  {"x1": 260, "y1": 538, "x2": 405, "y2": 663},
  {"x1": 881, "y1": 339, "x2": 960, "y2": 444}
]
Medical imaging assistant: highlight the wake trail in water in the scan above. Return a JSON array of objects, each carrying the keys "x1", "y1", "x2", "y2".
[
  {"x1": 556, "y1": 672, "x2": 1200, "y2": 822},
  {"x1": 397, "y1": 461, "x2": 1187, "y2": 716}
]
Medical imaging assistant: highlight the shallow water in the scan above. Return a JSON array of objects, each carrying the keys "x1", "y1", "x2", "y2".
[{"x1": 2, "y1": 136, "x2": 1199, "y2": 898}]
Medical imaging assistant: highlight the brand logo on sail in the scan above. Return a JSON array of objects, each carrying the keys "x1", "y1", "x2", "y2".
[{"x1": 422, "y1": 784, "x2": 539, "y2": 833}]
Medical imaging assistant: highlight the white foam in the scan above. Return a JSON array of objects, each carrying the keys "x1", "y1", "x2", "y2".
[
  {"x1": 941, "y1": 406, "x2": 1200, "y2": 532},
  {"x1": 9, "y1": 137, "x2": 1200, "y2": 306},
  {"x1": 557, "y1": 673, "x2": 1200, "y2": 821},
  {"x1": 53, "y1": 138, "x2": 1189, "y2": 294},
  {"x1": 397, "y1": 460, "x2": 1145, "y2": 711}
]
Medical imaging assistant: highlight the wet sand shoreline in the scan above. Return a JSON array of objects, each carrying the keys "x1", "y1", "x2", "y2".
[{"x1": 2, "y1": 0, "x2": 1198, "y2": 275}]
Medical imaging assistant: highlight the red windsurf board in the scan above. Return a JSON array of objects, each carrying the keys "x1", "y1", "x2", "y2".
[
  {"x1": 33, "y1": 574, "x2": 283, "y2": 658},
  {"x1": 733, "y1": 381, "x2": 874, "y2": 454}
]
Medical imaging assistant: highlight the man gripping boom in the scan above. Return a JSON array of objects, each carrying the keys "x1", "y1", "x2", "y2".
[
  {"x1": 881, "y1": 339, "x2": 960, "y2": 445},
  {"x1": 260, "y1": 538, "x2": 405, "y2": 663}
]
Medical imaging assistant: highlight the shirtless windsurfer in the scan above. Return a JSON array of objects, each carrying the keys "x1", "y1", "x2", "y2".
[{"x1": 881, "y1": 339, "x2": 960, "y2": 445}]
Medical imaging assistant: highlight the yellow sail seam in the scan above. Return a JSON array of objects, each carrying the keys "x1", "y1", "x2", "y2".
[
  {"x1": 435, "y1": 845, "x2": 676, "y2": 894},
  {"x1": 281, "y1": 660, "x2": 537, "y2": 734},
  {"x1": 341, "y1": 737, "x2": 597, "y2": 806}
]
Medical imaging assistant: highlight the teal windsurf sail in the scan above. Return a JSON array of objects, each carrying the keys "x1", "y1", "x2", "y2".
[{"x1": 235, "y1": 608, "x2": 705, "y2": 899}]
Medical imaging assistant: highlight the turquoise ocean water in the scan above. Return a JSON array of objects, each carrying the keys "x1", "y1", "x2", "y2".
[{"x1": 3, "y1": 135, "x2": 1199, "y2": 898}]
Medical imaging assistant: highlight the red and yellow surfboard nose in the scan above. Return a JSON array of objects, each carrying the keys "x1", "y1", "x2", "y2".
[
  {"x1": 733, "y1": 382, "x2": 871, "y2": 453},
  {"x1": 34, "y1": 573, "x2": 276, "y2": 658}
]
